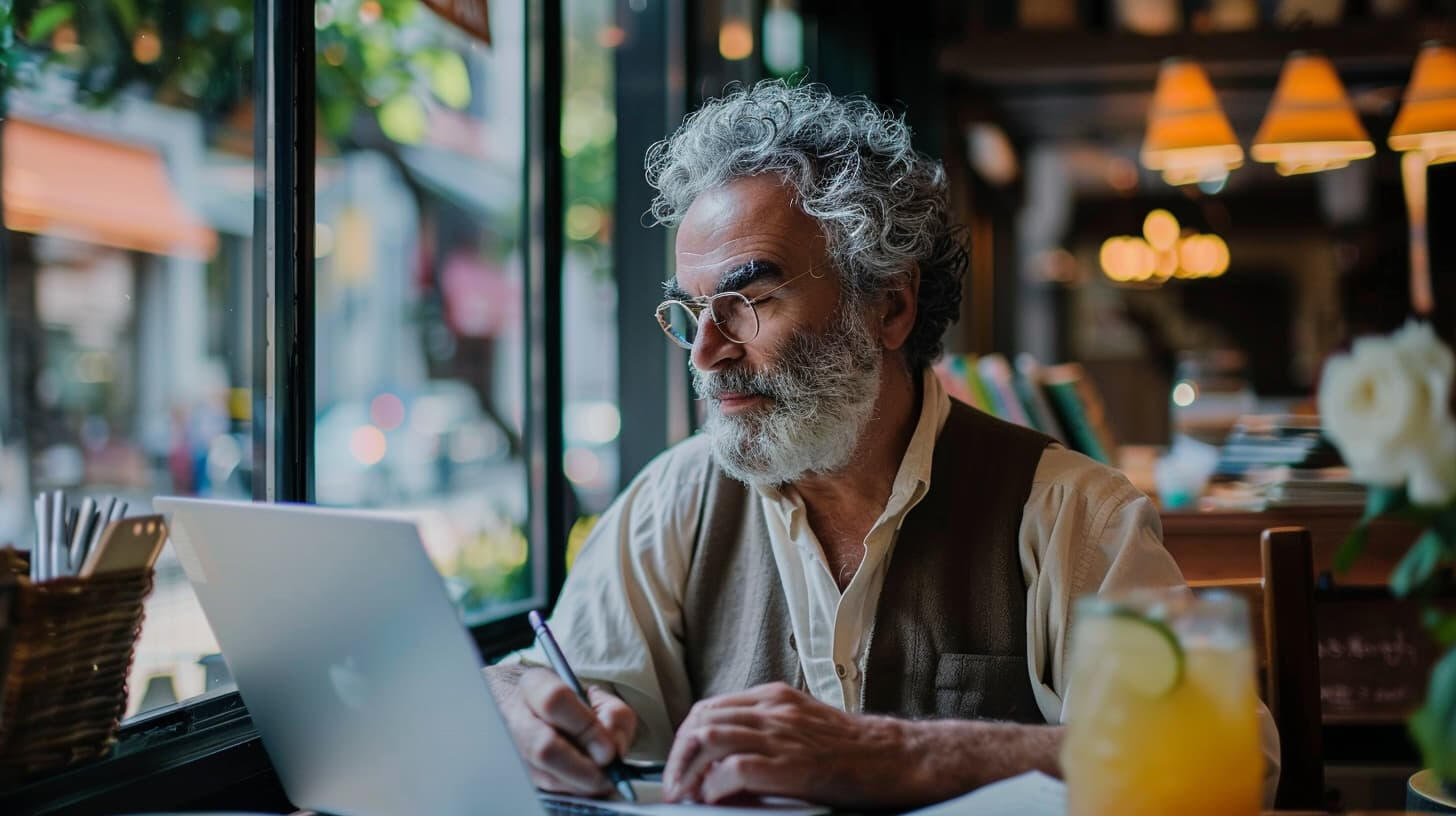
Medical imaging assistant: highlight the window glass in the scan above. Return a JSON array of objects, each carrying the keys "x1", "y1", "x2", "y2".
[
  {"x1": 313, "y1": 0, "x2": 534, "y2": 622},
  {"x1": 2, "y1": 2, "x2": 256, "y2": 716},
  {"x1": 562, "y1": 0, "x2": 619, "y2": 562}
]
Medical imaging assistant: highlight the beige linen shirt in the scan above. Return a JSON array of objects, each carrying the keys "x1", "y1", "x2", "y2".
[{"x1": 511, "y1": 370, "x2": 1280, "y2": 801}]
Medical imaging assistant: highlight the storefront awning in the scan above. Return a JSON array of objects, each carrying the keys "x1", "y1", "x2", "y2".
[{"x1": 3, "y1": 117, "x2": 217, "y2": 259}]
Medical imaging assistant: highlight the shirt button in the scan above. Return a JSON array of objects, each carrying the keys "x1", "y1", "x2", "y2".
[{"x1": 835, "y1": 663, "x2": 847, "y2": 678}]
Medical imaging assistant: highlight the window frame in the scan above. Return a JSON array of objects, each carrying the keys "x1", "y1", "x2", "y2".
[{"x1": 0, "y1": 0, "x2": 696, "y2": 810}]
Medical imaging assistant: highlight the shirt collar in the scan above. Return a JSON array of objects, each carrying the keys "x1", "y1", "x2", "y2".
[{"x1": 887, "y1": 367, "x2": 951, "y2": 520}]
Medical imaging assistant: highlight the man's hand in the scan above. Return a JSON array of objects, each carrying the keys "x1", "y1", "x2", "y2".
[
  {"x1": 663, "y1": 682, "x2": 913, "y2": 806},
  {"x1": 487, "y1": 666, "x2": 637, "y2": 797}
]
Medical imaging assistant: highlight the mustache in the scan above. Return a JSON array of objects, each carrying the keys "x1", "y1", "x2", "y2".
[{"x1": 694, "y1": 366, "x2": 781, "y2": 401}]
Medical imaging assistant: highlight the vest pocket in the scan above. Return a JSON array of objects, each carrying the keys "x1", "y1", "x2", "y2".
[{"x1": 933, "y1": 653, "x2": 1038, "y2": 722}]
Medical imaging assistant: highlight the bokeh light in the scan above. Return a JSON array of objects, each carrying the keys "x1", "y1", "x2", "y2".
[
  {"x1": 1172, "y1": 381, "x2": 1198, "y2": 407},
  {"x1": 719, "y1": 19, "x2": 754, "y2": 60},
  {"x1": 1142, "y1": 209, "x2": 1180, "y2": 251},
  {"x1": 349, "y1": 425, "x2": 388, "y2": 466},
  {"x1": 370, "y1": 393, "x2": 406, "y2": 431}
]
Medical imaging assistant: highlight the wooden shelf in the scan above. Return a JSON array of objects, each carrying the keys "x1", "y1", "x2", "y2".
[{"x1": 1162, "y1": 505, "x2": 1421, "y2": 586}]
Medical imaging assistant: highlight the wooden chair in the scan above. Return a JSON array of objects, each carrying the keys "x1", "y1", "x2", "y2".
[{"x1": 1261, "y1": 526, "x2": 1325, "y2": 811}]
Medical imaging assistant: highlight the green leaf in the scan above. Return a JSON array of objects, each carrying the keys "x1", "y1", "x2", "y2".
[
  {"x1": 1364, "y1": 485, "x2": 1409, "y2": 523},
  {"x1": 23, "y1": 2, "x2": 74, "y2": 43},
  {"x1": 427, "y1": 50, "x2": 471, "y2": 110},
  {"x1": 109, "y1": 0, "x2": 139, "y2": 33},
  {"x1": 1391, "y1": 529, "x2": 1445, "y2": 598},
  {"x1": 1334, "y1": 524, "x2": 1369, "y2": 574},
  {"x1": 1427, "y1": 610, "x2": 1456, "y2": 647},
  {"x1": 377, "y1": 94, "x2": 425, "y2": 144},
  {"x1": 1412, "y1": 648, "x2": 1456, "y2": 784}
]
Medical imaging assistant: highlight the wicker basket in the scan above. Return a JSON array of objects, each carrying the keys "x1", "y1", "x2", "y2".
[{"x1": 0, "y1": 547, "x2": 153, "y2": 783}]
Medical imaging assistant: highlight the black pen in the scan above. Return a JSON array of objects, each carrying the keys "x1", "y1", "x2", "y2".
[{"x1": 526, "y1": 610, "x2": 637, "y2": 802}]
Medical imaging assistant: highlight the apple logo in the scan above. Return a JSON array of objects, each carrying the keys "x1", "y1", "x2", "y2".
[{"x1": 328, "y1": 656, "x2": 369, "y2": 711}]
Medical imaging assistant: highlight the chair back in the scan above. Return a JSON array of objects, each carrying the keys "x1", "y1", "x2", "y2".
[{"x1": 1261, "y1": 526, "x2": 1325, "y2": 811}]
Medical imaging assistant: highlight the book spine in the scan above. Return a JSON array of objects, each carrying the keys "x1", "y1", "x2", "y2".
[
  {"x1": 978, "y1": 355, "x2": 1033, "y2": 427},
  {"x1": 1043, "y1": 380, "x2": 1111, "y2": 464}
]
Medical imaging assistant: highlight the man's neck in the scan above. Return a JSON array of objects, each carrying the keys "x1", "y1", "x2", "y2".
[{"x1": 791, "y1": 360, "x2": 922, "y2": 578}]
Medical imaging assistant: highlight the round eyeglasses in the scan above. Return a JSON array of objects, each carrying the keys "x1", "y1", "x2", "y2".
[{"x1": 654, "y1": 268, "x2": 816, "y2": 350}]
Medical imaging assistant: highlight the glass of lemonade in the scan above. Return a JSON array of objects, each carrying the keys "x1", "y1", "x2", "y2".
[{"x1": 1061, "y1": 588, "x2": 1263, "y2": 816}]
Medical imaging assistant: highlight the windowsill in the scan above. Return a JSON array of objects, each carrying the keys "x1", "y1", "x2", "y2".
[
  {"x1": 1, "y1": 613, "x2": 535, "y2": 814},
  {"x1": 0, "y1": 689, "x2": 263, "y2": 815}
]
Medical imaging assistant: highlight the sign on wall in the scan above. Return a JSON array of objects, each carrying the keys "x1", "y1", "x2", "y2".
[{"x1": 422, "y1": 0, "x2": 492, "y2": 46}]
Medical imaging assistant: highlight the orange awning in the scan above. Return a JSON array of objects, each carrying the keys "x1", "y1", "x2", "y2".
[{"x1": 4, "y1": 117, "x2": 217, "y2": 258}]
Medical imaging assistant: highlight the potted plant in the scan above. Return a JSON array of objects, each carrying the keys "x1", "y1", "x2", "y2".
[{"x1": 1319, "y1": 321, "x2": 1456, "y2": 785}]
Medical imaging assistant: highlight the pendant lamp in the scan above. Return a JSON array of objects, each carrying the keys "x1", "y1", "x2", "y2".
[
  {"x1": 1140, "y1": 58, "x2": 1244, "y2": 186},
  {"x1": 1388, "y1": 42, "x2": 1456, "y2": 317},
  {"x1": 1389, "y1": 42, "x2": 1456, "y2": 159},
  {"x1": 1251, "y1": 51, "x2": 1374, "y2": 175}
]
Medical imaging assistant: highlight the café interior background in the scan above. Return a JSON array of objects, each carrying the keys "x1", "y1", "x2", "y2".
[{"x1": 0, "y1": 0, "x2": 1452, "y2": 766}]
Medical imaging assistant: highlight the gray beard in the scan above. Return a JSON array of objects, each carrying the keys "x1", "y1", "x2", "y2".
[{"x1": 693, "y1": 304, "x2": 883, "y2": 487}]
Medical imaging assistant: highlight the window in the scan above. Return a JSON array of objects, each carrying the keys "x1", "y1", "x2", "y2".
[
  {"x1": 1, "y1": 3, "x2": 256, "y2": 716},
  {"x1": 562, "y1": 0, "x2": 619, "y2": 557},
  {"x1": 312, "y1": 0, "x2": 536, "y2": 623}
]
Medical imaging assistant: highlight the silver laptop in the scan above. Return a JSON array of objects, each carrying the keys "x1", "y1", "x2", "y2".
[{"x1": 154, "y1": 497, "x2": 625, "y2": 816}]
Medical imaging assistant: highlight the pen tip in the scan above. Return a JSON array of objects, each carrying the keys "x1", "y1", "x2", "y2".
[{"x1": 616, "y1": 779, "x2": 637, "y2": 802}]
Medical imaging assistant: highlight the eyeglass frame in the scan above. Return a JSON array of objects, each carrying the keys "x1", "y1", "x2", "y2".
[{"x1": 653, "y1": 266, "x2": 822, "y2": 350}]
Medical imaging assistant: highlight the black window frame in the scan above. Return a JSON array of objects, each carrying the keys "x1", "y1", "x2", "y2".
[
  {"x1": 9, "y1": 0, "x2": 542, "y2": 812},
  {"x1": 0, "y1": 0, "x2": 697, "y2": 810}
]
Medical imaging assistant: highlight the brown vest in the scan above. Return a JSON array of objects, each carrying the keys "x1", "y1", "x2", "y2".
[{"x1": 681, "y1": 399, "x2": 1052, "y2": 723}]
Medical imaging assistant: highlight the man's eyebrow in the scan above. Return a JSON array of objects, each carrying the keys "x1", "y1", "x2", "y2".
[
  {"x1": 663, "y1": 260, "x2": 786, "y2": 301},
  {"x1": 716, "y1": 260, "x2": 785, "y2": 294},
  {"x1": 663, "y1": 278, "x2": 690, "y2": 300}
]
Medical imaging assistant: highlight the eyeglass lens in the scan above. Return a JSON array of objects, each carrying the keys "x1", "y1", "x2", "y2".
[{"x1": 656, "y1": 293, "x2": 760, "y2": 348}]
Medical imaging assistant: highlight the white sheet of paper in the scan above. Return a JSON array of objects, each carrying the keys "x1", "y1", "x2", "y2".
[
  {"x1": 903, "y1": 771, "x2": 1066, "y2": 816},
  {"x1": 542, "y1": 781, "x2": 830, "y2": 815}
]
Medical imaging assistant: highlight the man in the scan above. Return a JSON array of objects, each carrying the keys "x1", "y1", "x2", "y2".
[{"x1": 486, "y1": 80, "x2": 1279, "y2": 808}]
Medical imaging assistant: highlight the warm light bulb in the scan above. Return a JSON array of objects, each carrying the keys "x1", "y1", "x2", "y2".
[{"x1": 1143, "y1": 209, "x2": 1180, "y2": 250}]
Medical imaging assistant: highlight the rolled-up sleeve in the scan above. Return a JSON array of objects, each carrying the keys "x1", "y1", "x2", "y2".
[
  {"x1": 1019, "y1": 445, "x2": 1281, "y2": 806},
  {"x1": 502, "y1": 436, "x2": 712, "y2": 760}
]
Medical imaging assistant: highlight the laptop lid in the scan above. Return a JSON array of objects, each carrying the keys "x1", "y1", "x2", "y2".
[{"x1": 154, "y1": 497, "x2": 545, "y2": 816}]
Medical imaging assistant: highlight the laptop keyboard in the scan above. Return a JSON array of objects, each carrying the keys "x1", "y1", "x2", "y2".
[{"x1": 540, "y1": 798, "x2": 627, "y2": 816}]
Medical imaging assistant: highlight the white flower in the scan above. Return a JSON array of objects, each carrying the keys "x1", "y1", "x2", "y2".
[{"x1": 1318, "y1": 321, "x2": 1456, "y2": 506}]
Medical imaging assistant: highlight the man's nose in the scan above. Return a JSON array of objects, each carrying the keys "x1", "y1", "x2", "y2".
[{"x1": 690, "y1": 313, "x2": 745, "y2": 372}]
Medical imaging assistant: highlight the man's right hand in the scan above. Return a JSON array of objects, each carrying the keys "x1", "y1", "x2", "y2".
[{"x1": 494, "y1": 667, "x2": 638, "y2": 796}]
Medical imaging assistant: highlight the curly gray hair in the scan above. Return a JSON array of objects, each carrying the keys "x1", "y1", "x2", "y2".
[{"x1": 645, "y1": 80, "x2": 966, "y2": 371}]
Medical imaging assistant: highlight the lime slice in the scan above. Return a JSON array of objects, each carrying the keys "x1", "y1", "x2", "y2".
[{"x1": 1080, "y1": 610, "x2": 1184, "y2": 696}]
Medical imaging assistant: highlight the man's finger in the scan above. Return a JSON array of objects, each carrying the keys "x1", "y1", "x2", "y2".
[
  {"x1": 523, "y1": 725, "x2": 612, "y2": 795},
  {"x1": 588, "y1": 686, "x2": 637, "y2": 756},
  {"x1": 700, "y1": 754, "x2": 792, "y2": 804},
  {"x1": 665, "y1": 725, "x2": 771, "y2": 802},
  {"x1": 663, "y1": 714, "x2": 767, "y2": 799},
  {"x1": 520, "y1": 669, "x2": 617, "y2": 764},
  {"x1": 531, "y1": 763, "x2": 610, "y2": 798}
]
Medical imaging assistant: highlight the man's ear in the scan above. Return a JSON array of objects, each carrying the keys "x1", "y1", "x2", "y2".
[{"x1": 879, "y1": 263, "x2": 920, "y2": 352}]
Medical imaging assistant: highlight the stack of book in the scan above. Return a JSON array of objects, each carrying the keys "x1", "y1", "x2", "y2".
[
  {"x1": 933, "y1": 353, "x2": 1119, "y2": 465},
  {"x1": 1213, "y1": 415, "x2": 1364, "y2": 508}
]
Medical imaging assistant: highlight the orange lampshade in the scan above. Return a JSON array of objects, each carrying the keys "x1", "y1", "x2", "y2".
[
  {"x1": 1389, "y1": 42, "x2": 1456, "y2": 158},
  {"x1": 1251, "y1": 51, "x2": 1374, "y2": 175},
  {"x1": 1140, "y1": 58, "x2": 1244, "y2": 186}
]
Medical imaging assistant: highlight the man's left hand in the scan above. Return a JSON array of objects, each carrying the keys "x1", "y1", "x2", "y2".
[{"x1": 662, "y1": 682, "x2": 912, "y2": 806}]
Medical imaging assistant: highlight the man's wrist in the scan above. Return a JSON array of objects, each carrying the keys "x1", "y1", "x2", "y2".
[
  {"x1": 883, "y1": 717, "x2": 952, "y2": 803},
  {"x1": 858, "y1": 715, "x2": 947, "y2": 806}
]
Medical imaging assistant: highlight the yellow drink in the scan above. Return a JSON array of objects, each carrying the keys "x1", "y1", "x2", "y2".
[{"x1": 1061, "y1": 592, "x2": 1263, "y2": 816}]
